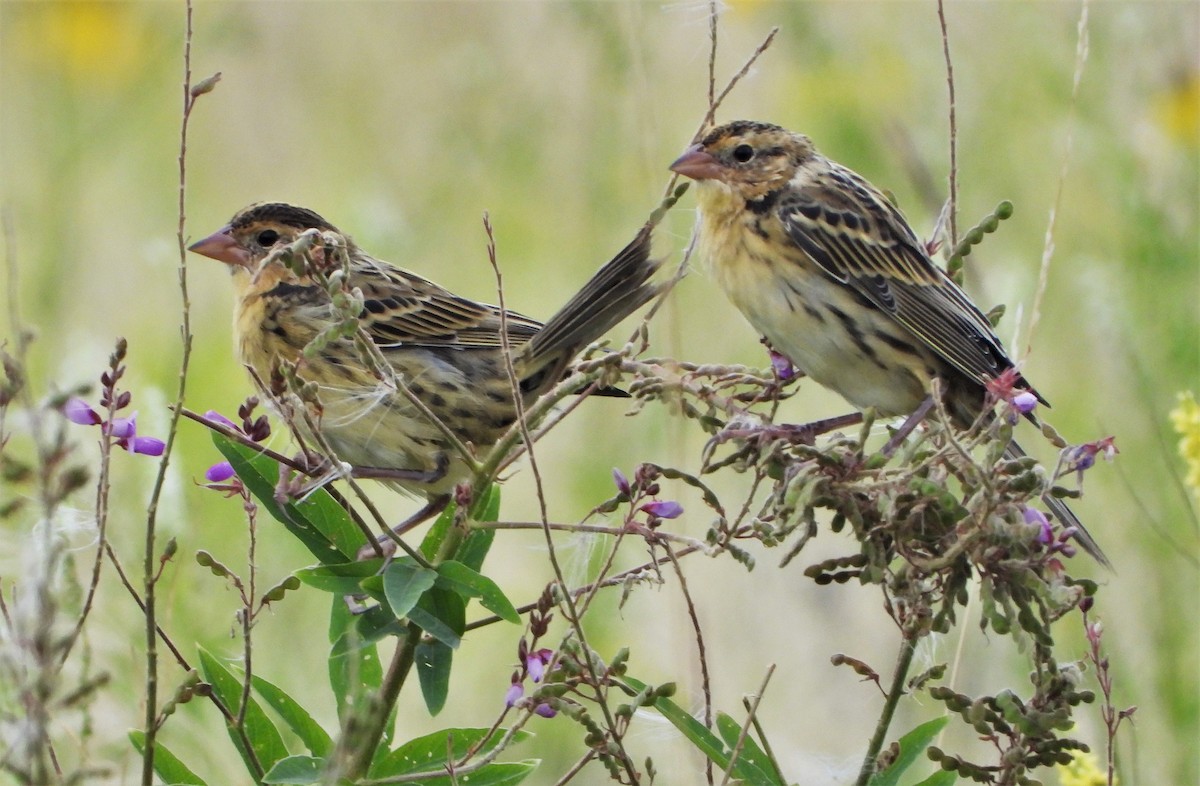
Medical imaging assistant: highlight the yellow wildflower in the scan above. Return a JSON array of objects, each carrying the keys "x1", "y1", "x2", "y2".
[
  {"x1": 1154, "y1": 70, "x2": 1200, "y2": 149},
  {"x1": 1056, "y1": 750, "x2": 1111, "y2": 786},
  {"x1": 1170, "y1": 391, "x2": 1200, "y2": 496}
]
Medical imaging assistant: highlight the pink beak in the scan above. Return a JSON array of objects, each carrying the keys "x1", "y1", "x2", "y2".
[
  {"x1": 669, "y1": 144, "x2": 725, "y2": 181},
  {"x1": 188, "y1": 225, "x2": 251, "y2": 267}
]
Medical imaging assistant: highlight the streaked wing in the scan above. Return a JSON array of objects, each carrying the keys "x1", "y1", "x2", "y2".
[
  {"x1": 779, "y1": 159, "x2": 1015, "y2": 387},
  {"x1": 351, "y1": 258, "x2": 542, "y2": 350}
]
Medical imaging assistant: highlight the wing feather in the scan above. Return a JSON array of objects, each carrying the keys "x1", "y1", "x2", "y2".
[
  {"x1": 779, "y1": 158, "x2": 1018, "y2": 389},
  {"x1": 351, "y1": 261, "x2": 541, "y2": 350}
]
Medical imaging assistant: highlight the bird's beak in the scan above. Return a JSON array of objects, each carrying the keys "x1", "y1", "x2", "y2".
[
  {"x1": 188, "y1": 225, "x2": 251, "y2": 268},
  {"x1": 669, "y1": 144, "x2": 724, "y2": 181}
]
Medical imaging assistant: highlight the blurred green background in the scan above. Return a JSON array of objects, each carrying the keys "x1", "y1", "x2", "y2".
[{"x1": 1, "y1": 2, "x2": 1196, "y2": 785}]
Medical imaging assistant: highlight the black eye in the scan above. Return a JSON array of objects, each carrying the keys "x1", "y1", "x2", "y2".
[
  {"x1": 732, "y1": 144, "x2": 755, "y2": 163},
  {"x1": 256, "y1": 229, "x2": 280, "y2": 246}
]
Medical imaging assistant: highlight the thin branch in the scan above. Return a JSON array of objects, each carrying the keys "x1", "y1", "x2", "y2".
[
  {"x1": 720, "y1": 664, "x2": 776, "y2": 786},
  {"x1": 140, "y1": 1, "x2": 204, "y2": 778},
  {"x1": 702, "y1": 27, "x2": 779, "y2": 139},
  {"x1": 234, "y1": 493, "x2": 259, "y2": 731},
  {"x1": 666, "y1": 544, "x2": 715, "y2": 786},
  {"x1": 484, "y1": 214, "x2": 641, "y2": 781},
  {"x1": 706, "y1": 0, "x2": 718, "y2": 117},
  {"x1": 854, "y1": 636, "x2": 917, "y2": 786},
  {"x1": 1024, "y1": 0, "x2": 1089, "y2": 358},
  {"x1": 936, "y1": 0, "x2": 959, "y2": 247},
  {"x1": 481, "y1": 520, "x2": 709, "y2": 551}
]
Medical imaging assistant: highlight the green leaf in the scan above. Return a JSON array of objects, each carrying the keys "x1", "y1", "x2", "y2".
[
  {"x1": 356, "y1": 603, "x2": 409, "y2": 641},
  {"x1": 262, "y1": 755, "x2": 323, "y2": 784},
  {"x1": 715, "y1": 712, "x2": 782, "y2": 785},
  {"x1": 382, "y1": 559, "x2": 438, "y2": 619},
  {"x1": 418, "y1": 484, "x2": 501, "y2": 567},
  {"x1": 211, "y1": 434, "x2": 362, "y2": 563},
  {"x1": 294, "y1": 559, "x2": 384, "y2": 595},
  {"x1": 197, "y1": 647, "x2": 289, "y2": 781},
  {"x1": 129, "y1": 731, "x2": 208, "y2": 786},
  {"x1": 455, "y1": 485, "x2": 501, "y2": 569},
  {"x1": 251, "y1": 674, "x2": 333, "y2": 759},
  {"x1": 627, "y1": 677, "x2": 778, "y2": 785},
  {"x1": 371, "y1": 727, "x2": 531, "y2": 777},
  {"x1": 418, "y1": 497, "x2": 456, "y2": 561},
  {"x1": 372, "y1": 762, "x2": 538, "y2": 786},
  {"x1": 415, "y1": 639, "x2": 453, "y2": 716},
  {"x1": 868, "y1": 716, "x2": 950, "y2": 786},
  {"x1": 328, "y1": 597, "x2": 383, "y2": 723},
  {"x1": 912, "y1": 771, "x2": 959, "y2": 786},
  {"x1": 441, "y1": 762, "x2": 537, "y2": 785},
  {"x1": 408, "y1": 587, "x2": 464, "y2": 649},
  {"x1": 436, "y1": 560, "x2": 520, "y2": 624}
]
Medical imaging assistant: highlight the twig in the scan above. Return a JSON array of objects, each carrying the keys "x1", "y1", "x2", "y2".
[
  {"x1": 234, "y1": 491, "x2": 259, "y2": 731},
  {"x1": 481, "y1": 520, "x2": 709, "y2": 551},
  {"x1": 706, "y1": 0, "x2": 718, "y2": 119},
  {"x1": 666, "y1": 543, "x2": 715, "y2": 786},
  {"x1": 1024, "y1": 0, "x2": 1089, "y2": 357},
  {"x1": 551, "y1": 750, "x2": 597, "y2": 785},
  {"x1": 485, "y1": 213, "x2": 640, "y2": 781},
  {"x1": 720, "y1": 664, "x2": 776, "y2": 786},
  {"x1": 936, "y1": 0, "x2": 958, "y2": 247},
  {"x1": 462, "y1": 530, "x2": 749, "y2": 633},
  {"x1": 61, "y1": 347, "x2": 120, "y2": 665},
  {"x1": 741, "y1": 690, "x2": 787, "y2": 785},
  {"x1": 140, "y1": 1, "x2": 204, "y2": 778},
  {"x1": 854, "y1": 636, "x2": 917, "y2": 786},
  {"x1": 701, "y1": 27, "x2": 779, "y2": 139}
]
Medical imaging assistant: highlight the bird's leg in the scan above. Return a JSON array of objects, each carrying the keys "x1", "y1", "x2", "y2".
[
  {"x1": 393, "y1": 494, "x2": 451, "y2": 536},
  {"x1": 762, "y1": 412, "x2": 864, "y2": 446},
  {"x1": 709, "y1": 411, "x2": 864, "y2": 452},
  {"x1": 355, "y1": 493, "x2": 451, "y2": 562},
  {"x1": 879, "y1": 395, "x2": 937, "y2": 458},
  {"x1": 351, "y1": 452, "x2": 450, "y2": 485}
]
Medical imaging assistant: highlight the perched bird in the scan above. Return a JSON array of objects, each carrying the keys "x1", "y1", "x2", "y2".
[
  {"x1": 190, "y1": 202, "x2": 659, "y2": 499},
  {"x1": 670, "y1": 120, "x2": 1108, "y2": 566}
]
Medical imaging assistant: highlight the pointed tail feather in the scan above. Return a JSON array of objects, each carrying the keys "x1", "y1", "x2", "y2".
[
  {"x1": 1005, "y1": 441, "x2": 1111, "y2": 569},
  {"x1": 519, "y1": 225, "x2": 660, "y2": 392}
]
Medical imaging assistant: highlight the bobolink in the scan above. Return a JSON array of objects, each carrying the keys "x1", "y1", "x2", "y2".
[
  {"x1": 670, "y1": 120, "x2": 1107, "y2": 566},
  {"x1": 190, "y1": 202, "x2": 658, "y2": 498}
]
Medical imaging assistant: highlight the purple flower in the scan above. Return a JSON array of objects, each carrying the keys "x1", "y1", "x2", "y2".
[
  {"x1": 534, "y1": 702, "x2": 557, "y2": 718},
  {"x1": 768, "y1": 349, "x2": 796, "y2": 381},
  {"x1": 106, "y1": 414, "x2": 137, "y2": 439},
  {"x1": 65, "y1": 399, "x2": 165, "y2": 458},
  {"x1": 204, "y1": 410, "x2": 239, "y2": 430},
  {"x1": 205, "y1": 461, "x2": 236, "y2": 482},
  {"x1": 1065, "y1": 437, "x2": 1118, "y2": 482},
  {"x1": 102, "y1": 413, "x2": 165, "y2": 456},
  {"x1": 526, "y1": 648, "x2": 553, "y2": 683},
  {"x1": 126, "y1": 435, "x2": 165, "y2": 456},
  {"x1": 612, "y1": 467, "x2": 631, "y2": 496},
  {"x1": 1022, "y1": 506, "x2": 1053, "y2": 544},
  {"x1": 1012, "y1": 391, "x2": 1038, "y2": 415},
  {"x1": 641, "y1": 500, "x2": 683, "y2": 520},
  {"x1": 64, "y1": 397, "x2": 101, "y2": 426},
  {"x1": 504, "y1": 681, "x2": 524, "y2": 707}
]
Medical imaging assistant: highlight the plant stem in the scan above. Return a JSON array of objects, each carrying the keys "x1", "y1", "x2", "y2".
[
  {"x1": 333, "y1": 497, "x2": 473, "y2": 781},
  {"x1": 332, "y1": 622, "x2": 421, "y2": 782},
  {"x1": 855, "y1": 634, "x2": 917, "y2": 786}
]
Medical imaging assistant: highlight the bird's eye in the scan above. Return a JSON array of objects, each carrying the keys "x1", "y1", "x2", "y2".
[
  {"x1": 256, "y1": 229, "x2": 281, "y2": 246},
  {"x1": 732, "y1": 144, "x2": 755, "y2": 163}
]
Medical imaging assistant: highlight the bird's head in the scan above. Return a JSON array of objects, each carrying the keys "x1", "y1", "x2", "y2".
[
  {"x1": 189, "y1": 202, "x2": 342, "y2": 270},
  {"x1": 670, "y1": 121, "x2": 814, "y2": 202}
]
